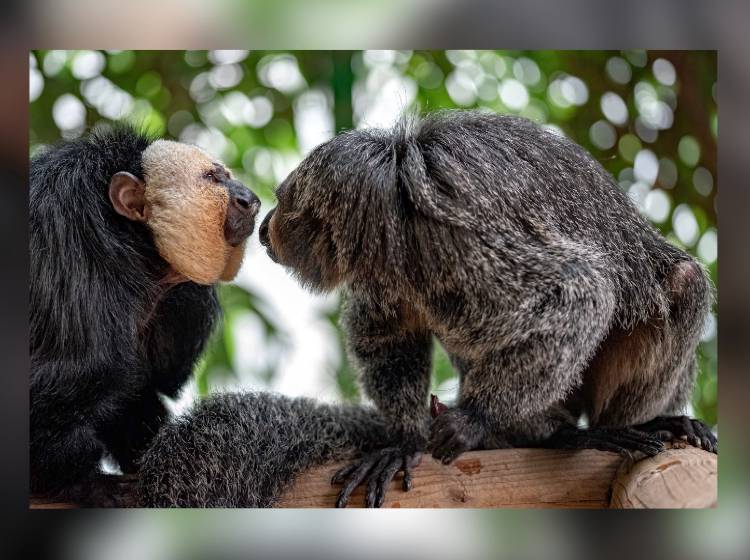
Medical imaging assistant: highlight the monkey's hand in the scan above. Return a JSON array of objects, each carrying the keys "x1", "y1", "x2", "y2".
[
  {"x1": 331, "y1": 445, "x2": 423, "y2": 508},
  {"x1": 633, "y1": 416, "x2": 717, "y2": 454},
  {"x1": 429, "y1": 407, "x2": 509, "y2": 464}
]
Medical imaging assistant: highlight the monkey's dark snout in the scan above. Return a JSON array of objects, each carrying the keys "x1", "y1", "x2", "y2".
[
  {"x1": 259, "y1": 209, "x2": 279, "y2": 262},
  {"x1": 224, "y1": 182, "x2": 260, "y2": 246},
  {"x1": 259, "y1": 211, "x2": 271, "y2": 247},
  {"x1": 230, "y1": 183, "x2": 261, "y2": 217}
]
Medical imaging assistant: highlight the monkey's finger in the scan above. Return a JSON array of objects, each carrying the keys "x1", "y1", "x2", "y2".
[
  {"x1": 692, "y1": 422, "x2": 717, "y2": 453},
  {"x1": 365, "y1": 454, "x2": 394, "y2": 508},
  {"x1": 610, "y1": 436, "x2": 661, "y2": 456},
  {"x1": 680, "y1": 417, "x2": 703, "y2": 448},
  {"x1": 432, "y1": 435, "x2": 467, "y2": 464},
  {"x1": 374, "y1": 456, "x2": 404, "y2": 508},
  {"x1": 650, "y1": 429, "x2": 676, "y2": 442},
  {"x1": 335, "y1": 454, "x2": 379, "y2": 508},
  {"x1": 399, "y1": 452, "x2": 422, "y2": 492},
  {"x1": 331, "y1": 462, "x2": 358, "y2": 485},
  {"x1": 701, "y1": 435, "x2": 716, "y2": 453},
  {"x1": 429, "y1": 421, "x2": 458, "y2": 453},
  {"x1": 603, "y1": 427, "x2": 663, "y2": 450}
]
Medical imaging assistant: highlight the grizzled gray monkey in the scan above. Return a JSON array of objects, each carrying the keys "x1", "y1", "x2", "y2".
[{"x1": 255, "y1": 110, "x2": 716, "y2": 507}]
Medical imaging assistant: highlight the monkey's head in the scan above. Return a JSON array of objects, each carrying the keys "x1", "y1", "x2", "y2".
[
  {"x1": 110, "y1": 139, "x2": 260, "y2": 285},
  {"x1": 258, "y1": 113, "x2": 488, "y2": 294}
]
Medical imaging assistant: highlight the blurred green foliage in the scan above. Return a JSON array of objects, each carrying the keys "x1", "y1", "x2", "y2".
[{"x1": 29, "y1": 50, "x2": 717, "y2": 425}]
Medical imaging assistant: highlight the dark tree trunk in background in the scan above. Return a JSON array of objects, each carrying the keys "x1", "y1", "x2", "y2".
[{"x1": 331, "y1": 51, "x2": 354, "y2": 132}]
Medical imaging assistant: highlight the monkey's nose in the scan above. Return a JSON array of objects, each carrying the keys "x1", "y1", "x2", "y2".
[{"x1": 231, "y1": 189, "x2": 261, "y2": 217}]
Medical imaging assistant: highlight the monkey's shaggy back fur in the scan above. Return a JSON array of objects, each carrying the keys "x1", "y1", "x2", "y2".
[{"x1": 137, "y1": 393, "x2": 386, "y2": 507}]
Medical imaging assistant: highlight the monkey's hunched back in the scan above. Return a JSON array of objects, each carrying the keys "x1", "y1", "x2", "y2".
[{"x1": 359, "y1": 112, "x2": 687, "y2": 326}]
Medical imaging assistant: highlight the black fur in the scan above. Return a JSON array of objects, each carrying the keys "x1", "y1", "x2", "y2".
[{"x1": 30, "y1": 125, "x2": 219, "y2": 505}]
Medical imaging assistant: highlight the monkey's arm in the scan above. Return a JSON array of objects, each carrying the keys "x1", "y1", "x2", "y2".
[
  {"x1": 332, "y1": 294, "x2": 432, "y2": 508},
  {"x1": 93, "y1": 284, "x2": 220, "y2": 475},
  {"x1": 147, "y1": 283, "x2": 220, "y2": 398}
]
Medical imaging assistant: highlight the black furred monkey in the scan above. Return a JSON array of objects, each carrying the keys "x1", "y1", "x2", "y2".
[
  {"x1": 256, "y1": 110, "x2": 716, "y2": 507},
  {"x1": 30, "y1": 124, "x2": 260, "y2": 506}
]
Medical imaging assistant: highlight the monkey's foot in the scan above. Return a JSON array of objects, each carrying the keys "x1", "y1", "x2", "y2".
[
  {"x1": 331, "y1": 448, "x2": 422, "y2": 508},
  {"x1": 545, "y1": 425, "x2": 665, "y2": 457},
  {"x1": 429, "y1": 408, "x2": 502, "y2": 464},
  {"x1": 634, "y1": 415, "x2": 717, "y2": 453}
]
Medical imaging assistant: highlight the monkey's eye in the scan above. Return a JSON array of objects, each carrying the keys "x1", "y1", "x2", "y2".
[{"x1": 203, "y1": 170, "x2": 221, "y2": 183}]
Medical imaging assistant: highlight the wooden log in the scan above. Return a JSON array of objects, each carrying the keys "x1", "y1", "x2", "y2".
[{"x1": 29, "y1": 446, "x2": 717, "y2": 509}]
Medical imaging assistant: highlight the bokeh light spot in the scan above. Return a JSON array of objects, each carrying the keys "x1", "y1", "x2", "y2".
[
  {"x1": 643, "y1": 188, "x2": 671, "y2": 223},
  {"x1": 658, "y1": 157, "x2": 678, "y2": 189},
  {"x1": 672, "y1": 204, "x2": 700, "y2": 246},
  {"x1": 600, "y1": 92, "x2": 628, "y2": 125},
  {"x1": 43, "y1": 50, "x2": 68, "y2": 77},
  {"x1": 589, "y1": 120, "x2": 616, "y2": 150},
  {"x1": 634, "y1": 149, "x2": 659, "y2": 185},
  {"x1": 30, "y1": 67, "x2": 44, "y2": 102},
  {"x1": 71, "y1": 50, "x2": 105, "y2": 80},
  {"x1": 52, "y1": 93, "x2": 86, "y2": 132},
  {"x1": 697, "y1": 229, "x2": 718, "y2": 264},
  {"x1": 693, "y1": 167, "x2": 714, "y2": 196},
  {"x1": 513, "y1": 57, "x2": 541, "y2": 86},
  {"x1": 652, "y1": 58, "x2": 676, "y2": 86},
  {"x1": 499, "y1": 78, "x2": 529, "y2": 111},
  {"x1": 605, "y1": 56, "x2": 632, "y2": 84},
  {"x1": 678, "y1": 135, "x2": 701, "y2": 167},
  {"x1": 617, "y1": 133, "x2": 641, "y2": 162}
]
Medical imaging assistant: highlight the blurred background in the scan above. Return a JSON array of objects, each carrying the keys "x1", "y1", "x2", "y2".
[{"x1": 29, "y1": 49, "x2": 717, "y2": 426}]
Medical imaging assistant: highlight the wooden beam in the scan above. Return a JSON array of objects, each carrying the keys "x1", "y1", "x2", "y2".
[
  {"x1": 277, "y1": 448, "x2": 624, "y2": 508},
  {"x1": 29, "y1": 446, "x2": 717, "y2": 509}
]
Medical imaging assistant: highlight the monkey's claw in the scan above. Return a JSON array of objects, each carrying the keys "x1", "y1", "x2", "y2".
[
  {"x1": 545, "y1": 425, "x2": 665, "y2": 457},
  {"x1": 429, "y1": 408, "x2": 487, "y2": 464},
  {"x1": 634, "y1": 416, "x2": 717, "y2": 453},
  {"x1": 331, "y1": 448, "x2": 422, "y2": 508}
]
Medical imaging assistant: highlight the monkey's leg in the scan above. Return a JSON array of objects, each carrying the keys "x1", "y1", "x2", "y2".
[
  {"x1": 99, "y1": 388, "x2": 169, "y2": 473},
  {"x1": 581, "y1": 260, "x2": 716, "y2": 453},
  {"x1": 430, "y1": 256, "x2": 618, "y2": 464},
  {"x1": 31, "y1": 360, "x2": 142, "y2": 506},
  {"x1": 332, "y1": 295, "x2": 432, "y2": 508}
]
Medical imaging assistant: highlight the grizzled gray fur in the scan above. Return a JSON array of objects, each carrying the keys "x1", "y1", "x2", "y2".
[
  {"x1": 254, "y1": 110, "x2": 714, "y2": 506},
  {"x1": 137, "y1": 392, "x2": 387, "y2": 507}
]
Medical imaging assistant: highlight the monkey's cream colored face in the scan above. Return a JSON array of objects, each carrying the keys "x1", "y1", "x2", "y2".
[{"x1": 141, "y1": 140, "x2": 249, "y2": 285}]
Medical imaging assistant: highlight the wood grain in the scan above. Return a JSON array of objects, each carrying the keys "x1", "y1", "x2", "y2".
[{"x1": 277, "y1": 448, "x2": 625, "y2": 508}]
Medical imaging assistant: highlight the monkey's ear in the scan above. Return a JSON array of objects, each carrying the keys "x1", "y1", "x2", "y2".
[{"x1": 109, "y1": 171, "x2": 149, "y2": 222}]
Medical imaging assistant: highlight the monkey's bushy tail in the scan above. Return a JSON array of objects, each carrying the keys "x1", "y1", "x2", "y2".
[{"x1": 136, "y1": 392, "x2": 387, "y2": 507}]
